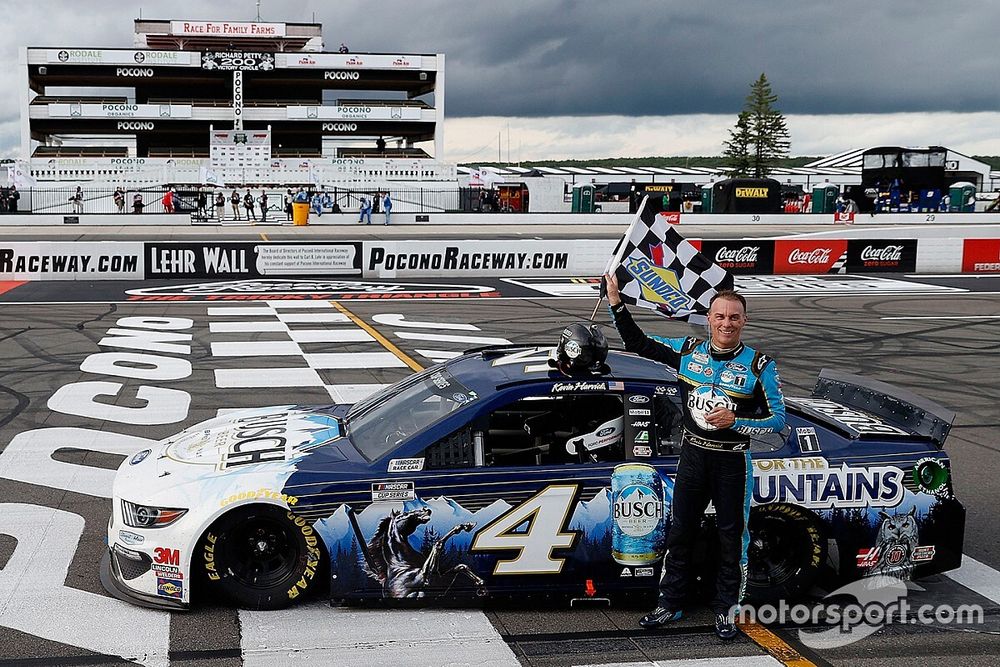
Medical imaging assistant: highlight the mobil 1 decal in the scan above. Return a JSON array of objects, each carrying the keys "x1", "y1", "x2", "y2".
[
  {"x1": 144, "y1": 242, "x2": 362, "y2": 279},
  {"x1": 699, "y1": 240, "x2": 775, "y2": 275},
  {"x1": 845, "y1": 239, "x2": 917, "y2": 273}
]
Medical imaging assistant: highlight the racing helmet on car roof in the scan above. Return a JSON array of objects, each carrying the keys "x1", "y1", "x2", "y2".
[{"x1": 549, "y1": 322, "x2": 609, "y2": 375}]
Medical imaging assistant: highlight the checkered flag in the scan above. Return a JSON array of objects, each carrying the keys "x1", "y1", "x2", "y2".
[{"x1": 605, "y1": 196, "x2": 733, "y2": 325}]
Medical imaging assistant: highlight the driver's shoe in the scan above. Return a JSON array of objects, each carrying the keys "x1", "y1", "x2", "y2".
[
  {"x1": 714, "y1": 612, "x2": 738, "y2": 640},
  {"x1": 638, "y1": 605, "x2": 682, "y2": 629}
]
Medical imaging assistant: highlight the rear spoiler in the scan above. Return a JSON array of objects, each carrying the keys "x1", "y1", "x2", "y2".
[{"x1": 807, "y1": 369, "x2": 955, "y2": 447}]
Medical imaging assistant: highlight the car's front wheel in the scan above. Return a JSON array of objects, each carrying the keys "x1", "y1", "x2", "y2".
[
  {"x1": 200, "y1": 505, "x2": 324, "y2": 610},
  {"x1": 745, "y1": 503, "x2": 826, "y2": 603}
]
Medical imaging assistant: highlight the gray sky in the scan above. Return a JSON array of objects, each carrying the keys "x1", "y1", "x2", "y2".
[{"x1": 3, "y1": 0, "x2": 999, "y2": 161}]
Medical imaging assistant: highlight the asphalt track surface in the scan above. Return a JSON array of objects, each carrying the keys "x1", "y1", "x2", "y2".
[{"x1": 1, "y1": 273, "x2": 1000, "y2": 666}]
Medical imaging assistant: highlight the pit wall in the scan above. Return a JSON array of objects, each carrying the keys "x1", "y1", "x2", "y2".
[{"x1": 2, "y1": 236, "x2": 999, "y2": 281}]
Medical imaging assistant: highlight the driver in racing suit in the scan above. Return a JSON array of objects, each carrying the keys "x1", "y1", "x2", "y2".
[{"x1": 605, "y1": 273, "x2": 785, "y2": 640}]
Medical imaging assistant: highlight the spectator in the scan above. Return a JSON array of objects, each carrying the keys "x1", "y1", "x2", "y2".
[
  {"x1": 243, "y1": 189, "x2": 256, "y2": 221},
  {"x1": 161, "y1": 187, "x2": 175, "y2": 214},
  {"x1": 258, "y1": 190, "x2": 269, "y2": 222},
  {"x1": 357, "y1": 194, "x2": 372, "y2": 224},
  {"x1": 376, "y1": 136, "x2": 386, "y2": 153},
  {"x1": 132, "y1": 192, "x2": 144, "y2": 214},
  {"x1": 284, "y1": 189, "x2": 294, "y2": 220},
  {"x1": 113, "y1": 187, "x2": 125, "y2": 214},
  {"x1": 383, "y1": 191, "x2": 392, "y2": 225},
  {"x1": 939, "y1": 194, "x2": 951, "y2": 213},
  {"x1": 8, "y1": 186, "x2": 19, "y2": 213},
  {"x1": 0, "y1": 189, "x2": 8, "y2": 213},
  {"x1": 294, "y1": 186, "x2": 310, "y2": 203},
  {"x1": 71, "y1": 186, "x2": 84, "y2": 214},
  {"x1": 214, "y1": 191, "x2": 226, "y2": 220},
  {"x1": 338, "y1": 42, "x2": 349, "y2": 53},
  {"x1": 196, "y1": 187, "x2": 208, "y2": 219},
  {"x1": 372, "y1": 191, "x2": 381, "y2": 214},
  {"x1": 229, "y1": 190, "x2": 240, "y2": 219},
  {"x1": 311, "y1": 190, "x2": 325, "y2": 217}
]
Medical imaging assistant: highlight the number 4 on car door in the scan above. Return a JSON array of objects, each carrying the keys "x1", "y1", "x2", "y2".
[{"x1": 470, "y1": 484, "x2": 580, "y2": 575}]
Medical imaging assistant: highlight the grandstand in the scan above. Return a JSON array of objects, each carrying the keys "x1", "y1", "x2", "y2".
[{"x1": 16, "y1": 17, "x2": 452, "y2": 189}]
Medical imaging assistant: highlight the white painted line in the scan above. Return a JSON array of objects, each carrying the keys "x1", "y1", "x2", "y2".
[
  {"x1": 945, "y1": 555, "x2": 1000, "y2": 606},
  {"x1": 904, "y1": 274, "x2": 996, "y2": 279},
  {"x1": 577, "y1": 658, "x2": 779, "y2": 667},
  {"x1": 211, "y1": 341, "x2": 303, "y2": 356},
  {"x1": 0, "y1": 504, "x2": 170, "y2": 667},
  {"x1": 879, "y1": 315, "x2": 1000, "y2": 320},
  {"x1": 372, "y1": 313, "x2": 480, "y2": 330},
  {"x1": 416, "y1": 349, "x2": 463, "y2": 362},
  {"x1": 206, "y1": 307, "x2": 276, "y2": 316},
  {"x1": 215, "y1": 368, "x2": 323, "y2": 387},
  {"x1": 240, "y1": 603, "x2": 520, "y2": 667},
  {"x1": 324, "y1": 383, "x2": 388, "y2": 403},
  {"x1": 209, "y1": 321, "x2": 289, "y2": 333},
  {"x1": 396, "y1": 331, "x2": 512, "y2": 345},
  {"x1": 216, "y1": 408, "x2": 254, "y2": 416},
  {"x1": 287, "y1": 329, "x2": 374, "y2": 343},
  {"x1": 277, "y1": 312, "x2": 351, "y2": 323},
  {"x1": 267, "y1": 300, "x2": 335, "y2": 308},
  {"x1": 304, "y1": 352, "x2": 407, "y2": 369}
]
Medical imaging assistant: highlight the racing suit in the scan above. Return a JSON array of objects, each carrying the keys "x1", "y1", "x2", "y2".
[{"x1": 609, "y1": 302, "x2": 785, "y2": 614}]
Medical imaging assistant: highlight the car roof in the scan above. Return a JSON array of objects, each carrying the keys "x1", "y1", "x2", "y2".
[{"x1": 441, "y1": 346, "x2": 678, "y2": 393}]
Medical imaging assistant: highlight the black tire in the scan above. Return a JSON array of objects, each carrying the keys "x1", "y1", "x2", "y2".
[
  {"x1": 745, "y1": 503, "x2": 826, "y2": 604},
  {"x1": 200, "y1": 505, "x2": 324, "y2": 610}
]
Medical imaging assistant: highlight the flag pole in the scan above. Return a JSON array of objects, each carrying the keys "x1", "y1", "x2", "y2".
[{"x1": 590, "y1": 196, "x2": 648, "y2": 321}]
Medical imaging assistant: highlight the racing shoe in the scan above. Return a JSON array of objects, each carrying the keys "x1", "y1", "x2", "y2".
[
  {"x1": 714, "y1": 612, "x2": 738, "y2": 640},
  {"x1": 638, "y1": 605, "x2": 682, "y2": 629}
]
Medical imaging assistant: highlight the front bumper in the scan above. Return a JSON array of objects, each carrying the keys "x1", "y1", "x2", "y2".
[{"x1": 100, "y1": 548, "x2": 189, "y2": 612}]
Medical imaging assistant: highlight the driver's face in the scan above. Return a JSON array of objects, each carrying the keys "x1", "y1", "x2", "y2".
[{"x1": 708, "y1": 297, "x2": 746, "y2": 348}]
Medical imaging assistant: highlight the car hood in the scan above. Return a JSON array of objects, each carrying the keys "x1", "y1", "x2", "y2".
[{"x1": 118, "y1": 405, "x2": 352, "y2": 504}]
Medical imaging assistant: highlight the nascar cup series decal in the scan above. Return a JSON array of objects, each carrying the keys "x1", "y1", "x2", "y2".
[{"x1": 686, "y1": 385, "x2": 736, "y2": 431}]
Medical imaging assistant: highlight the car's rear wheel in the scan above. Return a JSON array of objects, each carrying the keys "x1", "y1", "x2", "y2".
[
  {"x1": 745, "y1": 503, "x2": 826, "y2": 603},
  {"x1": 200, "y1": 505, "x2": 324, "y2": 610}
]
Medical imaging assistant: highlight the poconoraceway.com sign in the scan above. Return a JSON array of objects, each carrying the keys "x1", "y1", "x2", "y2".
[
  {"x1": 365, "y1": 240, "x2": 612, "y2": 277},
  {"x1": 0, "y1": 242, "x2": 143, "y2": 280}
]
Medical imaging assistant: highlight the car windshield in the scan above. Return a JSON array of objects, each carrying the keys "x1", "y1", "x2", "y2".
[{"x1": 347, "y1": 367, "x2": 478, "y2": 461}]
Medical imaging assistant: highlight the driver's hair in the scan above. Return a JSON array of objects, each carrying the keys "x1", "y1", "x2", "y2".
[{"x1": 709, "y1": 289, "x2": 747, "y2": 314}]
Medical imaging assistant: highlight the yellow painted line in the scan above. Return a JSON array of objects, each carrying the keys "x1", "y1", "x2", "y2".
[
  {"x1": 329, "y1": 301, "x2": 424, "y2": 372},
  {"x1": 738, "y1": 621, "x2": 817, "y2": 667},
  {"x1": 259, "y1": 231, "x2": 270, "y2": 241}
]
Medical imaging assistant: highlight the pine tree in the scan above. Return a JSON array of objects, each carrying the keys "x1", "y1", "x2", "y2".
[
  {"x1": 723, "y1": 73, "x2": 791, "y2": 178},
  {"x1": 722, "y1": 111, "x2": 754, "y2": 177}
]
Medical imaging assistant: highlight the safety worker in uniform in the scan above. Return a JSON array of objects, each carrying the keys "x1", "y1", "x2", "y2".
[{"x1": 604, "y1": 273, "x2": 785, "y2": 640}]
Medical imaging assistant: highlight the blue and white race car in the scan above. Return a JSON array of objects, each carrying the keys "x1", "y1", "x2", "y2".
[{"x1": 102, "y1": 344, "x2": 965, "y2": 610}]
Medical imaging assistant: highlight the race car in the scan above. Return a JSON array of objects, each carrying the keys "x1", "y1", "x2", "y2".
[{"x1": 102, "y1": 341, "x2": 965, "y2": 610}]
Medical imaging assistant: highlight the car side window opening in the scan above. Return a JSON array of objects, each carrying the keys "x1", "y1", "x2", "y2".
[
  {"x1": 654, "y1": 395, "x2": 684, "y2": 455},
  {"x1": 423, "y1": 393, "x2": 626, "y2": 469}
]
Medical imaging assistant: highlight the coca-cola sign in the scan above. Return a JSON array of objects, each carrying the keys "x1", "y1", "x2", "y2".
[
  {"x1": 700, "y1": 240, "x2": 774, "y2": 275},
  {"x1": 846, "y1": 239, "x2": 916, "y2": 273},
  {"x1": 774, "y1": 240, "x2": 847, "y2": 274},
  {"x1": 860, "y1": 245, "x2": 903, "y2": 262},
  {"x1": 788, "y1": 248, "x2": 832, "y2": 265}
]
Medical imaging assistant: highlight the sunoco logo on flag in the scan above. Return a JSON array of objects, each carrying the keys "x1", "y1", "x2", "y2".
[{"x1": 605, "y1": 196, "x2": 733, "y2": 324}]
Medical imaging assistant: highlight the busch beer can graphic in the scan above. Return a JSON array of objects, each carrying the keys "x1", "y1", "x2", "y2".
[{"x1": 611, "y1": 463, "x2": 666, "y2": 565}]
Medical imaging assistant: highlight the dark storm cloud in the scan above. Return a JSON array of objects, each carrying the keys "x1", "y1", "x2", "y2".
[
  {"x1": 1, "y1": 0, "x2": 997, "y2": 128},
  {"x1": 324, "y1": 0, "x2": 999, "y2": 117}
]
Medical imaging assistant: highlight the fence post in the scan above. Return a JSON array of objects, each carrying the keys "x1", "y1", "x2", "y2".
[{"x1": 420, "y1": 188, "x2": 423, "y2": 212}]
